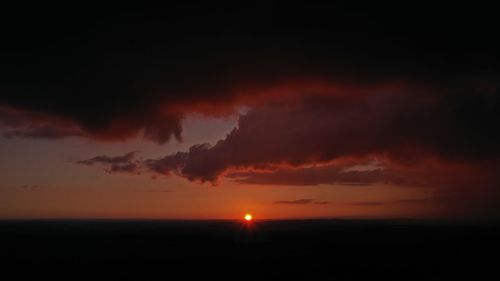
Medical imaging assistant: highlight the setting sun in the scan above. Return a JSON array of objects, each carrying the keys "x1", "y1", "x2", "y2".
[{"x1": 244, "y1": 214, "x2": 253, "y2": 221}]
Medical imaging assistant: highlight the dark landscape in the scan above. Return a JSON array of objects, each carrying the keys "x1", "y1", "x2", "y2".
[{"x1": 2, "y1": 219, "x2": 499, "y2": 280}]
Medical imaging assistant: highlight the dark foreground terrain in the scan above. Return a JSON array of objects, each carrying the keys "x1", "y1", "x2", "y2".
[{"x1": 1, "y1": 219, "x2": 499, "y2": 280}]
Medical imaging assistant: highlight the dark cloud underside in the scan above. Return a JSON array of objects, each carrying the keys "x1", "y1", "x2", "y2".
[{"x1": 0, "y1": 3, "x2": 498, "y2": 143}]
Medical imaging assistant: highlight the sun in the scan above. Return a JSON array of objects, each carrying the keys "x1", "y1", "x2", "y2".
[{"x1": 244, "y1": 213, "x2": 253, "y2": 221}]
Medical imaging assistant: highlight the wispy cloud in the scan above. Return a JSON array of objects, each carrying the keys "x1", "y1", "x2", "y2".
[
  {"x1": 76, "y1": 152, "x2": 141, "y2": 175},
  {"x1": 274, "y1": 199, "x2": 330, "y2": 205}
]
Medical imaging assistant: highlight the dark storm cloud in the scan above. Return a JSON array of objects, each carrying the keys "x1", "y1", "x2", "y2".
[
  {"x1": 142, "y1": 88, "x2": 500, "y2": 216},
  {"x1": 144, "y1": 88, "x2": 500, "y2": 183},
  {"x1": 0, "y1": 105, "x2": 183, "y2": 143},
  {"x1": 0, "y1": 3, "x2": 498, "y2": 143}
]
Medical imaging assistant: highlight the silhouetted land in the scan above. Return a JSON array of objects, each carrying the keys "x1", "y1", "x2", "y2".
[{"x1": 1, "y1": 219, "x2": 499, "y2": 280}]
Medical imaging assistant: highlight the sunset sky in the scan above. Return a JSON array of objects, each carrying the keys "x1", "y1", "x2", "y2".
[{"x1": 1, "y1": 3, "x2": 499, "y2": 220}]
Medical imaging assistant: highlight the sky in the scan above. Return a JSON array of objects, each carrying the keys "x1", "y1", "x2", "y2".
[{"x1": 0, "y1": 3, "x2": 499, "y2": 220}]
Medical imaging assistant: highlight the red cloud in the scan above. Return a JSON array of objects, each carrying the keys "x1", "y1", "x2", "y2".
[
  {"x1": 145, "y1": 87, "x2": 500, "y2": 181},
  {"x1": 0, "y1": 105, "x2": 182, "y2": 143},
  {"x1": 142, "y1": 88, "x2": 500, "y2": 217}
]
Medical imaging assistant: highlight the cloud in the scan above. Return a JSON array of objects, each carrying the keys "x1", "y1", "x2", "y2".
[
  {"x1": 20, "y1": 185, "x2": 45, "y2": 191},
  {"x1": 274, "y1": 199, "x2": 314, "y2": 205},
  {"x1": 273, "y1": 199, "x2": 330, "y2": 205},
  {"x1": 76, "y1": 152, "x2": 141, "y2": 174},
  {"x1": 135, "y1": 189, "x2": 175, "y2": 193},
  {"x1": 76, "y1": 152, "x2": 136, "y2": 166},
  {"x1": 104, "y1": 162, "x2": 141, "y2": 175},
  {"x1": 352, "y1": 202, "x2": 386, "y2": 206},
  {"x1": 75, "y1": 87, "x2": 500, "y2": 218},
  {"x1": 314, "y1": 201, "x2": 330, "y2": 205},
  {"x1": 0, "y1": 4, "x2": 498, "y2": 144},
  {"x1": 144, "y1": 88, "x2": 500, "y2": 181},
  {"x1": 3, "y1": 125, "x2": 83, "y2": 139},
  {"x1": 228, "y1": 163, "x2": 401, "y2": 186},
  {"x1": 394, "y1": 198, "x2": 437, "y2": 205},
  {"x1": 351, "y1": 198, "x2": 439, "y2": 207},
  {"x1": 3, "y1": 4, "x2": 500, "y2": 218},
  {"x1": 0, "y1": 105, "x2": 183, "y2": 143},
  {"x1": 140, "y1": 89, "x2": 500, "y2": 217},
  {"x1": 0, "y1": 106, "x2": 85, "y2": 139}
]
